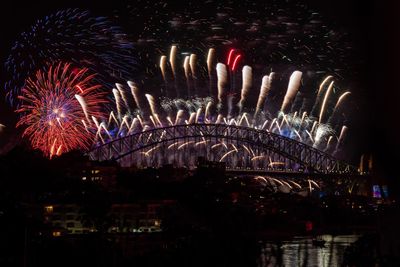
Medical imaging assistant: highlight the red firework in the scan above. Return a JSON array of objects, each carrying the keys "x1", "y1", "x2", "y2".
[{"x1": 16, "y1": 62, "x2": 106, "y2": 158}]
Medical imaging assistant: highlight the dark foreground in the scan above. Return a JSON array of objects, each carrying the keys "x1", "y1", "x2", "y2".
[{"x1": 0, "y1": 151, "x2": 399, "y2": 266}]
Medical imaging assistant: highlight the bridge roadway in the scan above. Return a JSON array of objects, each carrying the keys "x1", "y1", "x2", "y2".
[{"x1": 224, "y1": 168, "x2": 362, "y2": 178}]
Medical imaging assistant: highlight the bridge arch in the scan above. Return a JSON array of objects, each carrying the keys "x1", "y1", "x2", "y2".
[{"x1": 87, "y1": 124, "x2": 355, "y2": 174}]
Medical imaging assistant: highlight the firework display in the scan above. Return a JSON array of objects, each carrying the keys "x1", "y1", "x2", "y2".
[
  {"x1": 4, "y1": 1, "x2": 358, "y2": 167},
  {"x1": 5, "y1": 8, "x2": 137, "y2": 106},
  {"x1": 89, "y1": 46, "x2": 351, "y2": 169},
  {"x1": 16, "y1": 63, "x2": 106, "y2": 158}
]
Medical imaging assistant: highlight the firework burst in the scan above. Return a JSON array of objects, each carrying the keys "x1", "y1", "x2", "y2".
[
  {"x1": 5, "y1": 8, "x2": 137, "y2": 106},
  {"x1": 16, "y1": 62, "x2": 106, "y2": 158}
]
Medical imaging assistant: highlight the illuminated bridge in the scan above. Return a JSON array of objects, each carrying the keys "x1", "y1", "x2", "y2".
[{"x1": 88, "y1": 124, "x2": 356, "y2": 174}]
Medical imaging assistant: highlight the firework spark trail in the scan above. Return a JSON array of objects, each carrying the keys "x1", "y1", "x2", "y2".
[
  {"x1": 188, "y1": 112, "x2": 196, "y2": 124},
  {"x1": 268, "y1": 118, "x2": 277, "y2": 132},
  {"x1": 169, "y1": 45, "x2": 177, "y2": 78},
  {"x1": 231, "y1": 144, "x2": 238, "y2": 152},
  {"x1": 220, "y1": 149, "x2": 237, "y2": 161},
  {"x1": 309, "y1": 179, "x2": 320, "y2": 188},
  {"x1": 232, "y1": 54, "x2": 241, "y2": 71},
  {"x1": 215, "y1": 114, "x2": 223, "y2": 124},
  {"x1": 116, "y1": 83, "x2": 131, "y2": 112},
  {"x1": 175, "y1": 109, "x2": 184, "y2": 125},
  {"x1": 281, "y1": 71, "x2": 302, "y2": 113},
  {"x1": 154, "y1": 114, "x2": 163, "y2": 128},
  {"x1": 292, "y1": 111, "x2": 298, "y2": 123},
  {"x1": 261, "y1": 120, "x2": 269, "y2": 130},
  {"x1": 308, "y1": 180, "x2": 314, "y2": 192},
  {"x1": 293, "y1": 129, "x2": 302, "y2": 141},
  {"x1": 280, "y1": 114, "x2": 289, "y2": 128},
  {"x1": 326, "y1": 135, "x2": 334, "y2": 151},
  {"x1": 166, "y1": 116, "x2": 174, "y2": 126},
  {"x1": 255, "y1": 176, "x2": 268, "y2": 184},
  {"x1": 288, "y1": 180, "x2": 302, "y2": 189},
  {"x1": 336, "y1": 125, "x2": 348, "y2": 151},
  {"x1": 127, "y1": 81, "x2": 142, "y2": 111},
  {"x1": 92, "y1": 116, "x2": 100, "y2": 129},
  {"x1": 190, "y1": 53, "x2": 198, "y2": 95},
  {"x1": 136, "y1": 115, "x2": 144, "y2": 128},
  {"x1": 211, "y1": 143, "x2": 222, "y2": 149},
  {"x1": 207, "y1": 48, "x2": 216, "y2": 95},
  {"x1": 168, "y1": 141, "x2": 184, "y2": 150},
  {"x1": 268, "y1": 177, "x2": 284, "y2": 186},
  {"x1": 281, "y1": 180, "x2": 293, "y2": 189},
  {"x1": 333, "y1": 91, "x2": 351, "y2": 113},
  {"x1": 238, "y1": 65, "x2": 252, "y2": 113},
  {"x1": 160, "y1": 55, "x2": 168, "y2": 82},
  {"x1": 310, "y1": 121, "x2": 318, "y2": 134},
  {"x1": 238, "y1": 113, "x2": 250, "y2": 126},
  {"x1": 112, "y1": 88, "x2": 122, "y2": 119},
  {"x1": 216, "y1": 63, "x2": 228, "y2": 110},
  {"x1": 227, "y1": 49, "x2": 235, "y2": 66},
  {"x1": 207, "y1": 48, "x2": 215, "y2": 77},
  {"x1": 300, "y1": 111, "x2": 307, "y2": 127},
  {"x1": 306, "y1": 130, "x2": 315, "y2": 143},
  {"x1": 205, "y1": 101, "x2": 212, "y2": 121},
  {"x1": 195, "y1": 140, "x2": 209, "y2": 146},
  {"x1": 149, "y1": 116, "x2": 157, "y2": 128},
  {"x1": 318, "y1": 76, "x2": 333, "y2": 96},
  {"x1": 183, "y1": 56, "x2": 191, "y2": 96},
  {"x1": 128, "y1": 118, "x2": 140, "y2": 134},
  {"x1": 117, "y1": 115, "x2": 130, "y2": 136},
  {"x1": 328, "y1": 91, "x2": 351, "y2": 125},
  {"x1": 251, "y1": 155, "x2": 265, "y2": 161},
  {"x1": 141, "y1": 145, "x2": 161, "y2": 156},
  {"x1": 75, "y1": 94, "x2": 90, "y2": 124},
  {"x1": 255, "y1": 74, "x2": 272, "y2": 116},
  {"x1": 195, "y1": 108, "x2": 202, "y2": 123},
  {"x1": 311, "y1": 76, "x2": 334, "y2": 117},
  {"x1": 178, "y1": 141, "x2": 195, "y2": 150},
  {"x1": 81, "y1": 120, "x2": 89, "y2": 132},
  {"x1": 145, "y1": 94, "x2": 158, "y2": 118},
  {"x1": 108, "y1": 111, "x2": 118, "y2": 127},
  {"x1": 319, "y1": 81, "x2": 334, "y2": 123}
]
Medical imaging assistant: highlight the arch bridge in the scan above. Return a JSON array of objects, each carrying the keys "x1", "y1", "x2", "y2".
[{"x1": 88, "y1": 124, "x2": 356, "y2": 174}]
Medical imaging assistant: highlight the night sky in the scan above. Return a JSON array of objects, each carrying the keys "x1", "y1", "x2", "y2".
[{"x1": 0, "y1": 0, "x2": 399, "y2": 183}]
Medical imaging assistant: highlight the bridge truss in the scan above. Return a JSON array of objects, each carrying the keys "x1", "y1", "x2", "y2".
[{"x1": 88, "y1": 124, "x2": 356, "y2": 174}]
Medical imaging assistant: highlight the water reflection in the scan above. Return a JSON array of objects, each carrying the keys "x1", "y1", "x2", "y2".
[{"x1": 258, "y1": 235, "x2": 359, "y2": 267}]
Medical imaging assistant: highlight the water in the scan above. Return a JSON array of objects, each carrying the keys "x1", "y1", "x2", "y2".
[{"x1": 258, "y1": 235, "x2": 359, "y2": 267}]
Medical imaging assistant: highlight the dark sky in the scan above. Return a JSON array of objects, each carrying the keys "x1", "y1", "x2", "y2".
[{"x1": 0, "y1": 0, "x2": 399, "y2": 180}]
